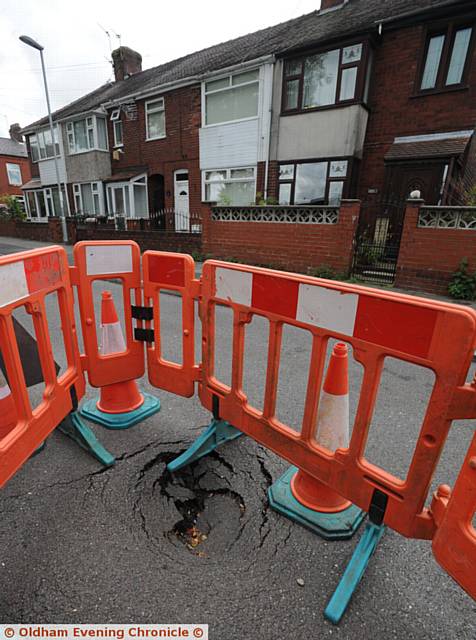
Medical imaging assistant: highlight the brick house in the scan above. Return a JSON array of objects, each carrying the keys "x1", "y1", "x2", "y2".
[
  {"x1": 20, "y1": 0, "x2": 476, "y2": 242},
  {"x1": 0, "y1": 124, "x2": 31, "y2": 208}
]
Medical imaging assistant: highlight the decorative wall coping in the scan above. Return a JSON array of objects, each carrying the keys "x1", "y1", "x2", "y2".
[
  {"x1": 211, "y1": 205, "x2": 339, "y2": 224},
  {"x1": 418, "y1": 206, "x2": 476, "y2": 230}
]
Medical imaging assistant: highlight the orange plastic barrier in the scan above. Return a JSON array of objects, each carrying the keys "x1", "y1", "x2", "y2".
[
  {"x1": 0, "y1": 246, "x2": 85, "y2": 487},
  {"x1": 198, "y1": 260, "x2": 476, "y2": 541},
  {"x1": 142, "y1": 251, "x2": 200, "y2": 397},
  {"x1": 71, "y1": 241, "x2": 144, "y2": 388},
  {"x1": 431, "y1": 429, "x2": 476, "y2": 598}
]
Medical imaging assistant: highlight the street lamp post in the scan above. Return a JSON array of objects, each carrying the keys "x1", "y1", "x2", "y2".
[{"x1": 19, "y1": 35, "x2": 68, "y2": 243}]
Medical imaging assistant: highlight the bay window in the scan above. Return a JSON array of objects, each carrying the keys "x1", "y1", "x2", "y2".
[
  {"x1": 282, "y1": 43, "x2": 365, "y2": 112},
  {"x1": 204, "y1": 70, "x2": 259, "y2": 125},
  {"x1": 106, "y1": 175, "x2": 148, "y2": 218},
  {"x1": 66, "y1": 115, "x2": 108, "y2": 153},
  {"x1": 278, "y1": 159, "x2": 348, "y2": 205},
  {"x1": 29, "y1": 125, "x2": 60, "y2": 162},
  {"x1": 25, "y1": 186, "x2": 67, "y2": 220},
  {"x1": 420, "y1": 23, "x2": 474, "y2": 91},
  {"x1": 145, "y1": 98, "x2": 165, "y2": 140},
  {"x1": 73, "y1": 182, "x2": 104, "y2": 216},
  {"x1": 110, "y1": 108, "x2": 123, "y2": 146},
  {"x1": 204, "y1": 167, "x2": 256, "y2": 205}
]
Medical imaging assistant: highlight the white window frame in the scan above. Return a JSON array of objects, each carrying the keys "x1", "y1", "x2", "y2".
[
  {"x1": 145, "y1": 98, "x2": 166, "y2": 141},
  {"x1": 110, "y1": 108, "x2": 123, "y2": 147},
  {"x1": 202, "y1": 166, "x2": 256, "y2": 204},
  {"x1": 29, "y1": 125, "x2": 61, "y2": 162},
  {"x1": 106, "y1": 174, "x2": 148, "y2": 219},
  {"x1": 72, "y1": 181, "x2": 105, "y2": 216},
  {"x1": 66, "y1": 115, "x2": 109, "y2": 155},
  {"x1": 6, "y1": 162, "x2": 22, "y2": 186},
  {"x1": 24, "y1": 185, "x2": 69, "y2": 221},
  {"x1": 202, "y1": 68, "x2": 260, "y2": 128}
]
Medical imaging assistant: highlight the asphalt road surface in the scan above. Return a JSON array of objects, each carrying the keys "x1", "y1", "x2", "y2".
[{"x1": 0, "y1": 237, "x2": 475, "y2": 639}]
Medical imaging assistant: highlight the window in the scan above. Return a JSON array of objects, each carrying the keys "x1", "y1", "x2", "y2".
[
  {"x1": 278, "y1": 159, "x2": 348, "y2": 205},
  {"x1": 73, "y1": 182, "x2": 103, "y2": 216},
  {"x1": 145, "y1": 98, "x2": 165, "y2": 140},
  {"x1": 25, "y1": 186, "x2": 67, "y2": 220},
  {"x1": 6, "y1": 163, "x2": 22, "y2": 186},
  {"x1": 106, "y1": 175, "x2": 148, "y2": 218},
  {"x1": 66, "y1": 115, "x2": 108, "y2": 153},
  {"x1": 203, "y1": 167, "x2": 255, "y2": 205},
  {"x1": 110, "y1": 108, "x2": 123, "y2": 147},
  {"x1": 29, "y1": 125, "x2": 60, "y2": 162},
  {"x1": 283, "y1": 43, "x2": 364, "y2": 112},
  {"x1": 420, "y1": 24, "x2": 473, "y2": 91},
  {"x1": 204, "y1": 70, "x2": 259, "y2": 125}
]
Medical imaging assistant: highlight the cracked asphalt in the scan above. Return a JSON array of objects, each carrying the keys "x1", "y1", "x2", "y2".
[{"x1": 0, "y1": 237, "x2": 475, "y2": 639}]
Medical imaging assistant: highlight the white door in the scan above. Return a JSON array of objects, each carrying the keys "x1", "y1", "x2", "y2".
[{"x1": 174, "y1": 170, "x2": 190, "y2": 232}]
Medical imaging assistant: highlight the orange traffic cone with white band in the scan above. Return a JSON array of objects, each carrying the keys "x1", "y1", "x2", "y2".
[
  {"x1": 0, "y1": 370, "x2": 17, "y2": 440},
  {"x1": 268, "y1": 342, "x2": 364, "y2": 539},
  {"x1": 80, "y1": 291, "x2": 160, "y2": 429}
]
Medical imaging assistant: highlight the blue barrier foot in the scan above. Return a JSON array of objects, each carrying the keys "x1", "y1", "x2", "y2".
[
  {"x1": 58, "y1": 412, "x2": 115, "y2": 467},
  {"x1": 80, "y1": 393, "x2": 160, "y2": 430},
  {"x1": 167, "y1": 419, "x2": 243, "y2": 472},
  {"x1": 324, "y1": 521, "x2": 386, "y2": 624},
  {"x1": 268, "y1": 465, "x2": 365, "y2": 540}
]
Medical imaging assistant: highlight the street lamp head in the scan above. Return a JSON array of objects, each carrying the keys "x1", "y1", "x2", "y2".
[{"x1": 19, "y1": 35, "x2": 44, "y2": 51}]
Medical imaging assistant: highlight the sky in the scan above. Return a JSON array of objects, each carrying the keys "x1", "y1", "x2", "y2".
[{"x1": 0, "y1": 0, "x2": 320, "y2": 137}]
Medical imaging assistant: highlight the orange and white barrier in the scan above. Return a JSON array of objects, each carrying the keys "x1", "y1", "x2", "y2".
[{"x1": 0, "y1": 371, "x2": 17, "y2": 440}]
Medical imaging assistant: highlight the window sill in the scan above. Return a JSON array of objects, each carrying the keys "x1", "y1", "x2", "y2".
[
  {"x1": 201, "y1": 116, "x2": 259, "y2": 129},
  {"x1": 145, "y1": 135, "x2": 166, "y2": 142},
  {"x1": 280, "y1": 101, "x2": 367, "y2": 117},
  {"x1": 113, "y1": 144, "x2": 124, "y2": 149},
  {"x1": 410, "y1": 84, "x2": 469, "y2": 99},
  {"x1": 69, "y1": 148, "x2": 109, "y2": 156}
]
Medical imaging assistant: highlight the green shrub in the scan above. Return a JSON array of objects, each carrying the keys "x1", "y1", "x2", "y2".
[
  {"x1": 448, "y1": 258, "x2": 476, "y2": 300},
  {"x1": 0, "y1": 194, "x2": 26, "y2": 220}
]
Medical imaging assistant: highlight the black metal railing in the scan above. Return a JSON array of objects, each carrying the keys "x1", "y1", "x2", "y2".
[{"x1": 351, "y1": 240, "x2": 400, "y2": 284}]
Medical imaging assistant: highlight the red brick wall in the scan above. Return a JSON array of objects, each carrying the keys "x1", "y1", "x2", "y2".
[
  {"x1": 202, "y1": 200, "x2": 360, "y2": 274},
  {"x1": 0, "y1": 155, "x2": 31, "y2": 197},
  {"x1": 108, "y1": 86, "x2": 203, "y2": 214},
  {"x1": 395, "y1": 200, "x2": 476, "y2": 294},
  {"x1": 358, "y1": 21, "x2": 476, "y2": 211}
]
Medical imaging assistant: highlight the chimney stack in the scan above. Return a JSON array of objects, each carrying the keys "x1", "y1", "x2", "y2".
[
  {"x1": 9, "y1": 123, "x2": 23, "y2": 143},
  {"x1": 111, "y1": 47, "x2": 142, "y2": 82},
  {"x1": 320, "y1": 0, "x2": 346, "y2": 11}
]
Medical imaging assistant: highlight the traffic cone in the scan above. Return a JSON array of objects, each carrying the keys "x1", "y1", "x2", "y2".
[
  {"x1": 80, "y1": 291, "x2": 160, "y2": 429},
  {"x1": 0, "y1": 371, "x2": 17, "y2": 440},
  {"x1": 268, "y1": 342, "x2": 364, "y2": 540}
]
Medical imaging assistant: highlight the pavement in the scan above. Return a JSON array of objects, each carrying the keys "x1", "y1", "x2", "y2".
[{"x1": 0, "y1": 235, "x2": 475, "y2": 639}]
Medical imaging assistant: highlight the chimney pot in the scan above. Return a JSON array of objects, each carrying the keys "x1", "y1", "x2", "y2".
[
  {"x1": 111, "y1": 46, "x2": 142, "y2": 82},
  {"x1": 9, "y1": 123, "x2": 23, "y2": 143}
]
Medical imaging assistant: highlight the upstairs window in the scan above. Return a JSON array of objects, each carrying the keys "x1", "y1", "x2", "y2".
[
  {"x1": 145, "y1": 98, "x2": 165, "y2": 140},
  {"x1": 6, "y1": 163, "x2": 22, "y2": 186},
  {"x1": 204, "y1": 70, "x2": 259, "y2": 125},
  {"x1": 66, "y1": 115, "x2": 108, "y2": 154},
  {"x1": 110, "y1": 108, "x2": 123, "y2": 147},
  {"x1": 420, "y1": 23, "x2": 473, "y2": 91},
  {"x1": 282, "y1": 43, "x2": 365, "y2": 113},
  {"x1": 29, "y1": 125, "x2": 60, "y2": 161}
]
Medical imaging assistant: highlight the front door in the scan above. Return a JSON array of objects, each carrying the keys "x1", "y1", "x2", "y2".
[
  {"x1": 382, "y1": 162, "x2": 447, "y2": 243},
  {"x1": 174, "y1": 170, "x2": 190, "y2": 232}
]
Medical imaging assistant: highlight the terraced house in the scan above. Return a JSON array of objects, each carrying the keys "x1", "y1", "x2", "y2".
[{"x1": 21, "y1": 0, "x2": 476, "y2": 245}]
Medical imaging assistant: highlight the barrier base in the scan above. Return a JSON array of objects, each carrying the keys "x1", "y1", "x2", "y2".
[
  {"x1": 167, "y1": 419, "x2": 243, "y2": 472},
  {"x1": 268, "y1": 466, "x2": 365, "y2": 540},
  {"x1": 58, "y1": 412, "x2": 115, "y2": 467},
  {"x1": 325, "y1": 521, "x2": 386, "y2": 624},
  {"x1": 58, "y1": 411, "x2": 116, "y2": 467},
  {"x1": 80, "y1": 393, "x2": 160, "y2": 430},
  {"x1": 30, "y1": 440, "x2": 47, "y2": 458}
]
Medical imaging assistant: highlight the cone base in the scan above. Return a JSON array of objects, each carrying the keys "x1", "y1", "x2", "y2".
[
  {"x1": 268, "y1": 466, "x2": 365, "y2": 540},
  {"x1": 80, "y1": 393, "x2": 160, "y2": 430}
]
